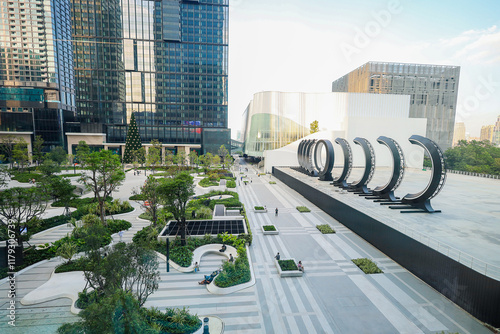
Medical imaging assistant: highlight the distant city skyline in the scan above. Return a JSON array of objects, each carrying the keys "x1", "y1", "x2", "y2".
[{"x1": 228, "y1": 0, "x2": 500, "y2": 141}]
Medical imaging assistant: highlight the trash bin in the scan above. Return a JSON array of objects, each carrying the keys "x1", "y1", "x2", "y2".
[{"x1": 203, "y1": 317, "x2": 209, "y2": 334}]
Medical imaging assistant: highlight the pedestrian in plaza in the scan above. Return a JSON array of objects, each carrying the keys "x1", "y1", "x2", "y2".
[
  {"x1": 194, "y1": 262, "x2": 199, "y2": 273},
  {"x1": 298, "y1": 261, "x2": 304, "y2": 272},
  {"x1": 229, "y1": 254, "x2": 234, "y2": 263},
  {"x1": 275, "y1": 252, "x2": 280, "y2": 261},
  {"x1": 275, "y1": 208, "x2": 278, "y2": 216},
  {"x1": 119, "y1": 230, "x2": 124, "y2": 241}
]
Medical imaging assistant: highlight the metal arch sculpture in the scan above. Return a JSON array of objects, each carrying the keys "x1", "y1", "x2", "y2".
[
  {"x1": 349, "y1": 137, "x2": 375, "y2": 194},
  {"x1": 304, "y1": 139, "x2": 318, "y2": 176},
  {"x1": 296, "y1": 139, "x2": 317, "y2": 176},
  {"x1": 333, "y1": 138, "x2": 352, "y2": 188},
  {"x1": 297, "y1": 140, "x2": 306, "y2": 169},
  {"x1": 394, "y1": 135, "x2": 446, "y2": 213},
  {"x1": 313, "y1": 139, "x2": 334, "y2": 181},
  {"x1": 371, "y1": 136, "x2": 405, "y2": 201}
]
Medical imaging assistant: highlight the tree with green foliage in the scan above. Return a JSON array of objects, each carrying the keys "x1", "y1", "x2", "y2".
[
  {"x1": 49, "y1": 146, "x2": 68, "y2": 165},
  {"x1": 38, "y1": 159, "x2": 61, "y2": 177},
  {"x1": 32, "y1": 135, "x2": 45, "y2": 165},
  {"x1": 164, "y1": 150, "x2": 174, "y2": 168},
  {"x1": 218, "y1": 145, "x2": 229, "y2": 158},
  {"x1": 444, "y1": 140, "x2": 500, "y2": 175},
  {"x1": 84, "y1": 242, "x2": 160, "y2": 306},
  {"x1": 133, "y1": 176, "x2": 162, "y2": 226},
  {"x1": 79, "y1": 150, "x2": 125, "y2": 223},
  {"x1": 0, "y1": 186, "x2": 48, "y2": 249},
  {"x1": 158, "y1": 172, "x2": 194, "y2": 246},
  {"x1": 76, "y1": 140, "x2": 91, "y2": 165},
  {"x1": 0, "y1": 135, "x2": 17, "y2": 168},
  {"x1": 57, "y1": 290, "x2": 155, "y2": 334},
  {"x1": 146, "y1": 140, "x2": 162, "y2": 174},
  {"x1": 224, "y1": 154, "x2": 233, "y2": 170},
  {"x1": 310, "y1": 120, "x2": 319, "y2": 134},
  {"x1": 132, "y1": 147, "x2": 146, "y2": 168},
  {"x1": 44, "y1": 176, "x2": 76, "y2": 216},
  {"x1": 188, "y1": 150, "x2": 198, "y2": 168},
  {"x1": 176, "y1": 150, "x2": 187, "y2": 167},
  {"x1": 13, "y1": 138, "x2": 29, "y2": 171},
  {"x1": 123, "y1": 113, "x2": 143, "y2": 163}
]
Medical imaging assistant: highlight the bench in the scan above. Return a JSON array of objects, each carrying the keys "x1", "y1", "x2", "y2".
[{"x1": 168, "y1": 243, "x2": 238, "y2": 273}]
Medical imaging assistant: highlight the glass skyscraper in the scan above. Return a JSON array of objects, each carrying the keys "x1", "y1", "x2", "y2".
[
  {"x1": 71, "y1": 0, "x2": 229, "y2": 154},
  {"x1": 0, "y1": 0, "x2": 78, "y2": 149},
  {"x1": 332, "y1": 62, "x2": 460, "y2": 151},
  {"x1": 1, "y1": 0, "x2": 229, "y2": 155}
]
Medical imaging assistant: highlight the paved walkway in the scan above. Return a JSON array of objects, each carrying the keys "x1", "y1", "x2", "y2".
[{"x1": 0, "y1": 163, "x2": 494, "y2": 333}]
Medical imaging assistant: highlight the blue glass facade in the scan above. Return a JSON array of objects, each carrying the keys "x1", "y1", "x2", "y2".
[
  {"x1": 0, "y1": 0, "x2": 77, "y2": 148},
  {"x1": 72, "y1": 0, "x2": 229, "y2": 153}
]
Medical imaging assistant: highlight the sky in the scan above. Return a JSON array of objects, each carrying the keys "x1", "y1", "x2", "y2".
[{"x1": 227, "y1": 0, "x2": 500, "y2": 139}]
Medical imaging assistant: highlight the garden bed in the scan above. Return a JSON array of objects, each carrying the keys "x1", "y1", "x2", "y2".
[
  {"x1": 316, "y1": 224, "x2": 335, "y2": 234},
  {"x1": 262, "y1": 225, "x2": 279, "y2": 235},
  {"x1": 253, "y1": 206, "x2": 267, "y2": 213},
  {"x1": 275, "y1": 258, "x2": 303, "y2": 277},
  {"x1": 351, "y1": 258, "x2": 383, "y2": 274},
  {"x1": 296, "y1": 206, "x2": 311, "y2": 213}
]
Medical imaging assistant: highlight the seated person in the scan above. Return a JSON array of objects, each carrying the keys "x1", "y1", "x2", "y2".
[
  {"x1": 198, "y1": 271, "x2": 219, "y2": 285},
  {"x1": 298, "y1": 261, "x2": 304, "y2": 272},
  {"x1": 219, "y1": 244, "x2": 227, "y2": 252}
]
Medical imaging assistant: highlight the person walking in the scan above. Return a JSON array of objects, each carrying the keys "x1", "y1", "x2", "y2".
[
  {"x1": 275, "y1": 252, "x2": 280, "y2": 261},
  {"x1": 275, "y1": 208, "x2": 278, "y2": 216},
  {"x1": 119, "y1": 230, "x2": 124, "y2": 241}
]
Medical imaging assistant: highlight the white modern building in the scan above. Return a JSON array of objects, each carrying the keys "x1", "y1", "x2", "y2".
[{"x1": 239, "y1": 91, "x2": 428, "y2": 173}]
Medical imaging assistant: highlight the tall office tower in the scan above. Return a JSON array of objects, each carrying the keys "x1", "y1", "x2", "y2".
[
  {"x1": 332, "y1": 62, "x2": 460, "y2": 151},
  {"x1": 480, "y1": 125, "x2": 494, "y2": 143},
  {"x1": 0, "y1": 0, "x2": 79, "y2": 150},
  {"x1": 69, "y1": 0, "x2": 229, "y2": 154},
  {"x1": 492, "y1": 115, "x2": 500, "y2": 147},
  {"x1": 452, "y1": 122, "x2": 466, "y2": 146}
]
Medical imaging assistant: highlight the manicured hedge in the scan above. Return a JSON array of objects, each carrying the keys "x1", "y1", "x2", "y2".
[
  {"x1": 278, "y1": 259, "x2": 298, "y2": 271},
  {"x1": 296, "y1": 206, "x2": 311, "y2": 213},
  {"x1": 316, "y1": 224, "x2": 335, "y2": 234},
  {"x1": 351, "y1": 258, "x2": 383, "y2": 274}
]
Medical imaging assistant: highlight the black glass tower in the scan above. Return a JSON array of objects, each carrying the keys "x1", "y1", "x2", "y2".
[
  {"x1": 0, "y1": 0, "x2": 79, "y2": 150},
  {"x1": 71, "y1": 0, "x2": 229, "y2": 154}
]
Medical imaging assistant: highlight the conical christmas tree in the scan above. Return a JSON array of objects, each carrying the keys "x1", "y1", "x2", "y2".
[{"x1": 122, "y1": 113, "x2": 143, "y2": 163}]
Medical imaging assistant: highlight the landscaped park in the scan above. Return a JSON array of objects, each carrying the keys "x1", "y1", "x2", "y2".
[{"x1": 0, "y1": 137, "x2": 496, "y2": 334}]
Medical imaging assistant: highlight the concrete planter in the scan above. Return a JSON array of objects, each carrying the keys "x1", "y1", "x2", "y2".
[
  {"x1": 253, "y1": 208, "x2": 267, "y2": 213},
  {"x1": 262, "y1": 225, "x2": 279, "y2": 235},
  {"x1": 274, "y1": 258, "x2": 303, "y2": 278}
]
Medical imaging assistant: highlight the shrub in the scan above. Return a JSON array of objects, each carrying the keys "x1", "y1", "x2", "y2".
[
  {"x1": 11, "y1": 172, "x2": 42, "y2": 183},
  {"x1": 193, "y1": 206, "x2": 212, "y2": 219},
  {"x1": 296, "y1": 206, "x2": 311, "y2": 213},
  {"x1": 143, "y1": 307, "x2": 201, "y2": 334},
  {"x1": 214, "y1": 246, "x2": 251, "y2": 288},
  {"x1": 254, "y1": 206, "x2": 265, "y2": 210},
  {"x1": 170, "y1": 246, "x2": 193, "y2": 267},
  {"x1": 138, "y1": 212, "x2": 152, "y2": 221},
  {"x1": 76, "y1": 289, "x2": 102, "y2": 309},
  {"x1": 129, "y1": 194, "x2": 145, "y2": 200},
  {"x1": 133, "y1": 225, "x2": 160, "y2": 248},
  {"x1": 56, "y1": 239, "x2": 77, "y2": 263},
  {"x1": 351, "y1": 258, "x2": 383, "y2": 274},
  {"x1": 199, "y1": 177, "x2": 218, "y2": 187},
  {"x1": 106, "y1": 219, "x2": 132, "y2": 234},
  {"x1": 278, "y1": 259, "x2": 298, "y2": 271},
  {"x1": 226, "y1": 180, "x2": 236, "y2": 188},
  {"x1": 55, "y1": 257, "x2": 91, "y2": 273},
  {"x1": 263, "y1": 225, "x2": 276, "y2": 231},
  {"x1": 316, "y1": 224, "x2": 335, "y2": 234},
  {"x1": 269, "y1": 181, "x2": 276, "y2": 184}
]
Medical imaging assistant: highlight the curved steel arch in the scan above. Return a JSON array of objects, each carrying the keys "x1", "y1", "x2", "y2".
[
  {"x1": 372, "y1": 136, "x2": 405, "y2": 201},
  {"x1": 314, "y1": 139, "x2": 334, "y2": 181},
  {"x1": 333, "y1": 138, "x2": 352, "y2": 188},
  {"x1": 304, "y1": 139, "x2": 318, "y2": 175},
  {"x1": 297, "y1": 140, "x2": 305, "y2": 168},
  {"x1": 349, "y1": 137, "x2": 375, "y2": 194},
  {"x1": 401, "y1": 135, "x2": 446, "y2": 212}
]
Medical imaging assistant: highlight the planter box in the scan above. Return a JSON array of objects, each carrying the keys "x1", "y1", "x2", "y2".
[
  {"x1": 274, "y1": 258, "x2": 303, "y2": 277},
  {"x1": 262, "y1": 225, "x2": 279, "y2": 235},
  {"x1": 253, "y1": 209, "x2": 267, "y2": 213}
]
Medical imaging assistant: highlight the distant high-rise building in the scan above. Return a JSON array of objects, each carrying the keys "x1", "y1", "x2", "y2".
[
  {"x1": 480, "y1": 125, "x2": 494, "y2": 143},
  {"x1": 332, "y1": 61, "x2": 460, "y2": 151},
  {"x1": 453, "y1": 122, "x2": 466, "y2": 146},
  {"x1": 1, "y1": 0, "x2": 229, "y2": 157},
  {"x1": 492, "y1": 115, "x2": 500, "y2": 147},
  {"x1": 0, "y1": 0, "x2": 79, "y2": 152},
  {"x1": 68, "y1": 0, "x2": 230, "y2": 155}
]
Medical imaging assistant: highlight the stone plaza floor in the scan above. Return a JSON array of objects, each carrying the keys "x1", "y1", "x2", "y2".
[{"x1": 0, "y1": 161, "x2": 496, "y2": 333}]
